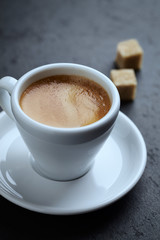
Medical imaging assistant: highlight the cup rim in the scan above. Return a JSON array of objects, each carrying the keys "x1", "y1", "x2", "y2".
[{"x1": 12, "y1": 63, "x2": 120, "y2": 134}]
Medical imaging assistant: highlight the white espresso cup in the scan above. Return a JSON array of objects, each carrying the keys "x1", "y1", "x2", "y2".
[{"x1": 0, "y1": 63, "x2": 120, "y2": 181}]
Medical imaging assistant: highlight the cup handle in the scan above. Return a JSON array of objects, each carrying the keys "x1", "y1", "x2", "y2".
[{"x1": 0, "y1": 76, "x2": 17, "y2": 120}]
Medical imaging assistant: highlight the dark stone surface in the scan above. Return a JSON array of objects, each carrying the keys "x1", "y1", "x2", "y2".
[{"x1": 0, "y1": 0, "x2": 160, "y2": 239}]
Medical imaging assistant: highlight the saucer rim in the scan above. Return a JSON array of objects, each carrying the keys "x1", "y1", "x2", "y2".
[{"x1": 0, "y1": 111, "x2": 147, "y2": 215}]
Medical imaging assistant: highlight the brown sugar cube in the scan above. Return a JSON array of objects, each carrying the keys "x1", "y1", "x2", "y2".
[
  {"x1": 110, "y1": 69, "x2": 137, "y2": 101},
  {"x1": 115, "y1": 39, "x2": 143, "y2": 70}
]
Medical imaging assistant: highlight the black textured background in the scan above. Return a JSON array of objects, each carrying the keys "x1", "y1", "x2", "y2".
[{"x1": 0, "y1": 0, "x2": 160, "y2": 239}]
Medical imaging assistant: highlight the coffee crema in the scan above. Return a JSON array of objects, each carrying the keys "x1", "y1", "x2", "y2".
[{"x1": 20, "y1": 75, "x2": 111, "y2": 128}]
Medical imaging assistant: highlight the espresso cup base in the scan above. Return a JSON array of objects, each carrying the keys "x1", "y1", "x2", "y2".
[{"x1": 30, "y1": 155, "x2": 94, "y2": 182}]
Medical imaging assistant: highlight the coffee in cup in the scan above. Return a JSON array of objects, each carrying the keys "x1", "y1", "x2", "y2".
[{"x1": 20, "y1": 75, "x2": 111, "y2": 128}]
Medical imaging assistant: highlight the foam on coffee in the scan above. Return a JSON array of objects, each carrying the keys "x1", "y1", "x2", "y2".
[{"x1": 20, "y1": 75, "x2": 111, "y2": 128}]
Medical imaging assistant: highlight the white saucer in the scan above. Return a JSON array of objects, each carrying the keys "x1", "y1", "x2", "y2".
[{"x1": 0, "y1": 111, "x2": 147, "y2": 215}]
